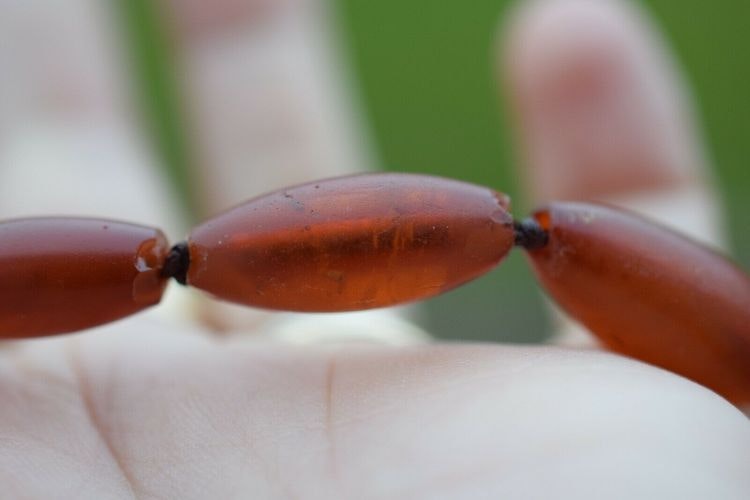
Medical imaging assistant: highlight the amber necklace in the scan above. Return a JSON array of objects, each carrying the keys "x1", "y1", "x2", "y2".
[{"x1": 1, "y1": 173, "x2": 748, "y2": 407}]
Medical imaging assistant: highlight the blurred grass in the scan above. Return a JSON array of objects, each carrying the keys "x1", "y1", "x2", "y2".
[
  {"x1": 123, "y1": 0, "x2": 749, "y2": 343},
  {"x1": 118, "y1": 0, "x2": 198, "y2": 220},
  {"x1": 334, "y1": 0, "x2": 545, "y2": 342},
  {"x1": 645, "y1": 0, "x2": 750, "y2": 260}
]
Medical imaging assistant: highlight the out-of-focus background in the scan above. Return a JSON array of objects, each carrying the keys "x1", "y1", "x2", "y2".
[{"x1": 120, "y1": 1, "x2": 750, "y2": 342}]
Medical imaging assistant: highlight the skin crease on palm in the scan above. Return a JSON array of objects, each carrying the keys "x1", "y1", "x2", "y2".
[{"x1": 0, "y1": 0, "x2": 749, "y2": 499}]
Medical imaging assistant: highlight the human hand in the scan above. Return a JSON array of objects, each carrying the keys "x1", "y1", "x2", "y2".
[{"x1": 0, "y1": 1, "x2": 748, "y2": 499}]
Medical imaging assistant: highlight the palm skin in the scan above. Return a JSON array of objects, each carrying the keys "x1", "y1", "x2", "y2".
[{"x1": 3, "y1": 324, "x2": 749, "y2": 499}]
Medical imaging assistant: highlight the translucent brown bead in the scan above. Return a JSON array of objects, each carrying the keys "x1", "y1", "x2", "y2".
[
  {"x1": 524, "y1": 202, "x2": 750, "y2": 405},
  {"x1": 0, "y1": 218, "x2": 169, "y2": 338},
  {"x1": 187, "y1": 173, "x2": 515, "y2": 311}
]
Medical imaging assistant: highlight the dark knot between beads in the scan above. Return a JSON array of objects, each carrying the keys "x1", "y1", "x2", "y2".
[
  {"x1": 162, "y1": 242, "x2": 190, "y2": 285},
  {"x1": 514, "y1": 218, "x2": 548, "y2": 250}
]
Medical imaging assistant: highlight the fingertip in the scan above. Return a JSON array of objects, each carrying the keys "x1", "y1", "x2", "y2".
[
  {"x1": 501, "y1": 0, "x2": 705, "y2": 203},
  {"x1": 164, "y1": 0, "x2": 287, "y2": 42},
  {"x1": 499, "y1": 0, "x2": 728, "y2": 345}
]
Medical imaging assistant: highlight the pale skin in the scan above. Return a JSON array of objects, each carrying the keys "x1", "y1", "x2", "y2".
[{"x1": 0, "y1": 0, "x2": 749, "y2": 499}]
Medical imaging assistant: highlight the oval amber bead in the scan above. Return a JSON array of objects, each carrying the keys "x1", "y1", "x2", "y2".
[
  {"x1": 0, "y1": 218, "x2": 169, "y2": 338},
  {"x1": 187, "y1": 173, "x2": 515, "y2": 311},
  {"x1": 524, "y1": 202, "x2": 750, "y2": 405}
]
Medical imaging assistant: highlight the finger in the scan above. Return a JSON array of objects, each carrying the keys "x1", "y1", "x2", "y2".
[
  {"x1": 501, "y1": 0, "x2": 726, "y2": 345},
  {"x1": 0, "y1": 0, "x2": 183, "y2": 234},
  {"x1": 504, "y1": 0, "x2": 723, "y2": 243},
  {"x1": 3, "y1": 330, "x2": 749, "y2": 496},
  {"x1": 158, "y1": 0, "x2": 422, "y2": 341},
  {"x1": 0, "y1": 1, "x2": 190, "y2": 328},
  {"x1": 163, "y1": 0, "x2": 375, "y2": 213}
]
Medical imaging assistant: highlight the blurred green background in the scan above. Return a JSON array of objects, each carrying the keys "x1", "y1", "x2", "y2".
[
  {"x1": 334, "y1": 0, "x2": 750, "y2": 342},
  {"x1": 125, "y1": 0, "x2": 749, "y2": 343}
]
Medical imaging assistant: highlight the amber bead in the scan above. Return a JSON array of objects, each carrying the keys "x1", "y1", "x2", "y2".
[
  {"x1": 0, "y1": 218, "x2": 169, "y2": 338},
  {"x1": 524, "y1": 202, "x2": 750, "y2": 405},
  {"x1": 187, "y1": 173, "x2": 515, "y2": 311}
]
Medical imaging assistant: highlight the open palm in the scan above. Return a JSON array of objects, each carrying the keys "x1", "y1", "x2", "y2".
[{"x1": 0, "y1": 0, "x2": 748, "y2": 499}]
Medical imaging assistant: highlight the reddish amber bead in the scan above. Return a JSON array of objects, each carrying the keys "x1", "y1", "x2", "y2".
[
  {"x1": 187, "y1": 173, "x2": 515, "y2": 311},
  {"x1": 524, "y1": 202, "x2": 750, "y2": 405},
  {"x1": 0, "y1": 218, "x2": 169, "y2": 338}
]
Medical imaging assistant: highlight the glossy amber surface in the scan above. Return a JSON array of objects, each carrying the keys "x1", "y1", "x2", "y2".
[
  {"x1": 188, "y1": 173, "x2": 515, "y2": 311},
  {"x1": 0, "y1": 218, "x2": 169, "y2": 338},
  {"x1": 525, "y1": 202, "x2": 750, "y2": 405}
]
